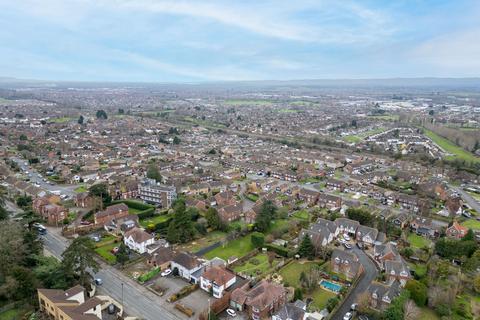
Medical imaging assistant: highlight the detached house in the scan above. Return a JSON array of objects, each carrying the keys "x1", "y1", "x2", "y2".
[
  {"x1": 94, "y1": 203, "x2": 129, "y2": 225},
  {"x1": 355, "y1": 225, "x2": 379, "y2": 246},
  {"x1": 33, "y1": 197, "x2": 68, "y2": 225},
  {"x1": 335, "y1": 218, "x2": 359, "y2": 236},
  {"x1": 446, "y1": 221, "x2": 469, "y2": 239},
  {"x1": 218, "y1": 203, "x2": 243, "y2": 223},
  {"x1": 367, "y1": 281, "x2": 401, "y2": 311},
  {"x1": 330, "y1": 249, "x2": 363, "y2": 281},
  {"x1": 38, "y1": 285, "x2": 103, "y2": 320},
  {"x1": 299, "y1": 218, "x2": 338, "y2": 250},
  {"x1": 230, "y1": 280, "x2": 287, "y2": 320},
  {"x1": 171, "y1": 252, "x2": 205, "y2": 283},
  {"x1": 200, "y1": 265, "x2": 236, "y2": 298},
  {"x1": 123, "y1": 227, "x2": 155, "y2": 254}
]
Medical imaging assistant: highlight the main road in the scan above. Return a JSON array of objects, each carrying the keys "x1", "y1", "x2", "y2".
[
  {"x1": 330, "y1": 248, "x2": 379, "y2": 320},
  {"x1": 43, "y1": 229, "x2": 183, "y2": 320}
]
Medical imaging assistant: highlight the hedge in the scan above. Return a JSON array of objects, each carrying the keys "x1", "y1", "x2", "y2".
[
  {"x1": 138, "y1": 267, "x2": 160, "y2": 283},
  {"x1": 111, "y1": 200, "x2": 155, "y2": 218},
  {"x1": 265, "y1": 244, "x2": 292, "y2": 257},
  {"x1": 168, "y1": 284, "x2": 198, "y2": 302}
]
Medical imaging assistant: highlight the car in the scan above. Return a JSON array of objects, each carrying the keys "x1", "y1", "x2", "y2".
[
  {"x1": 344, "y1": 243, "x2": 352, "y2": 249},
  {"x1": 161, "y1": 269, "x2": 172, "y2": 277},
  {"x1": 343, "y1": 234, "x2": 351, "y2": 241},
  {"x1": 358, "y1": 316, "x2": 369, "y2": 320},
  {"x1": 111, "y1": 247, "x2": 119, "y2": 254},
  {"x1": 462, "y1": 211, "x2": 472, "y2": 218},
  {"x1": 107, "y1": 304, "x2": 115, "y2": 314},
  {"x1": 350, "y1": 303, "x2": 358, "y2": 311},
  {"x1": 226, "y1": 309, "x2": 237, "y2": 317},
  {"x1": 343, "y1": 312, "x2": 353, "y2": 320},
  {"x1": 91, "y1": 235, "x2": 101, "y2": 242},
  {"x1": 357, "y1": 242, "x2": 365, "y2": 249},
  {"x1": 94, "y1": 278, "x2": 103, "y2": 286}
]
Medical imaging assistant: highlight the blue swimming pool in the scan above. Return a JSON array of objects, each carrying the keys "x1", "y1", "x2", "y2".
[{"x1": 320, "y1": 280, "x2": 342, "y2": 292}]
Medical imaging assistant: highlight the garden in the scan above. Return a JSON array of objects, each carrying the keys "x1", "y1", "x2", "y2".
[
  {"x1": 203, "y1": 234, "x2": 254, "y2": 260},
  {"x1": 233, "y1": 253, "x2": 283, "y2": 277},
  {"x1": 408, "y1": 233, "x2": 432, "y2": 249},
  {"x1": 93, "y1": 234, "x2": 121, "y2": 264}
]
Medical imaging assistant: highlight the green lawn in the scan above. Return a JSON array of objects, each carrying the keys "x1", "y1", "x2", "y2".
[
  {"x1": 279, "y1": 260, "x2": 324, "y2": 287},
  {"x1": 408, "y1": 233, "x2": 431, "y2": 248},
  {"x1": 267, "y1": 219, "x2": 289, "y2": 234},
  {"x1": 74, "y1": 185, "x2": 87, "y2": 193},
  {"x1": 292, "y1": 210, "x2": 309, "y2": 220},
  {"x1": 0, "y1": 309, "x2": 23, "y2": 320},
  {"x1": 204, "y1": 234, "x2": 254, "y2": 260},
  {"x1": 50, "y1": 116, "x2": 74, "y2": 123},
  {"x1": 424, "y1": 129, "x2": 480, "y2": 163},
  {"x1": 139, "y1": 214, "x2": 171, "y2": 228},
  {"x1": 310, "y1": 287, "x2": 337, "y2": 310},
  {"x1": 461, "y1": 219, "x2": 480, "y2": 230},
  {"x1": 419, "y1": 308, "x2": 440, "y2": 320},
  {"x1": 408, "y1": 263, "x2": 427, "y2": 278},
  {"x1": 233, "y1": 253, "x2": 281, "y2": 277},
  {"x1": 180, "y1": 231, "x2": 227, "y2": 253},
  {"x1": 94, "y1": 242, "x2": 117, "y2": 264},
  {"x1": 245, "y1": 193, "x2": 259, "y2": 202},
  {"x1": 128, "y1": 207, "x2": 143, "y2": 214},
  {"x1": 343, "y1": 127, "x2": 386, "y2": 143}
]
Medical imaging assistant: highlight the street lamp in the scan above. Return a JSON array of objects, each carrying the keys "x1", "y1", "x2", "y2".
[{"x1": 121, "y1": 283, "x2": 124, "y2": 315}]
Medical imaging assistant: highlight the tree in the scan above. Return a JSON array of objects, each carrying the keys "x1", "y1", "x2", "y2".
[
  {"x1": 405, "y1": 279, "x2": 428, "y2": 306},
  {"x1": 118, "y1": 108, "x2": 125, "y2": 114},
  {"x1": 474, "y1": 274, "x2": 480, "y2": 294},
  {"x1": 146, "y1": 164, "x2": 162, "y2": 183},
  {"x1": 169, "y1": 127, "x2": 179, "y2": 135},
  {"x1": 462, "y1": 229, "x2": 475, "y2": 241},
  {"x1": 267, "y1": 251, "x2": 275, "y2": 267},
  {"x1": 116, "y1": 243, "x2": 129, "y2": 266},
  {"x1": 61, "y1": 237, "x2": 99, "y2": 287},
  {"x1": 403, "y1": 300, "x2": 421, "y2": 320},
  {"x1": 435, "y1": 237, "x2": 477, "y2": 259},
  {"x1": 19, "y1": 134, "x2": 28, "y2": 140},
  {"x1": 88, "y1": 183, "x2": 112, "y2": 208},
  {"x1": 326, "y1": 297, "x2": 340, "y2": 312},
  {"x1": 384, "y1": 290, "x2": 410, "y2": 320},
  {"x1": 298, "y1": 235, "x2": 315, "y2": 259},
  {"x1": 205, "y1": 207, "x2": 222, "y2": 231},
  {"x1": 167, "y1": 199, "x2": 195, "y2": 243},
  {"x1": 78, "y1": 115, "x2": 84, "y2": 125},
  {"x1": 16, "y1": 194, "x2": 32, "y2": 209},
  {"x1": 96, "y1": 109, "x2": 108, "y2": 119},
  {"x1": 251, "y1": 232, "x2": 265, "y2": 248},
  {"x1": 255, "y1": 200, "x2": 276, "y2": 232},
  {"x1": 173, "y1": 136, "x2": 181, "y2": 144},
  {"x1": 346, "y1": 207, "x2": 374, "y2": 226},
  {"x1": 293, "y1": 288, "x2": 303, "y2": 301}
]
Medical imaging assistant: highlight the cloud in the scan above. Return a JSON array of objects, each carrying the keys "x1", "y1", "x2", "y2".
[{"x1": 410, "y1": 28, "x2": 480, "y2": 74}]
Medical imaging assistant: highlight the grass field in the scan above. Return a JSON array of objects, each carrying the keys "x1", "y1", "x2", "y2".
[
  {"x1": 74, "y1": 185, "x2": 87, "y2": 193},
  {"x1": 461, "y1": 219, "x2": 480, "y2": 230},
  {"x1": 279, "y1": 260, "x2": 324, "y2": 287},
  {"x1": 95, "y1": 242, "x2": 117, "y2": 264},
  {"x1": 419, "y1": 308, "x2": 440, "y2": 320},
  {"x1": 408, "y1": 233, "x2": 432, "y2": 248},
  {"x1": 233, "y1": 253, "x2": 281, "y2": 277},
  {"x1": 0, "y1": 309, "x2": 24, "y2": 320},
  {"x1": 204, "y1": 234, "x2": 254, "y2": 260},
  {"x1": 139, "y1": 214, "x2": 171, "y2": 228},
  {"x1": 180, "y1": 231, "x2": 227, "y2": 253},
  {"x1": 310, "y1": 288, "x2": 336, "y2": 311},
  {"x1": 223, "y1": 99, "x2": 274, "y2": 106},
  {"x1": 50, "y1": 116, "x2": 74, "y2": 123},
  {"x1": 278, "y1": 108, "x2": 299, "y2": 113},
  {"x1": 343, "y1": 127, "x2": 386, "y2": 143},
  {"x1": 424, "y1": 129, "x2": 480, "y2": 163},
  {"x1": 292, "y1": 209, "x2": 309, "y2": 220}
]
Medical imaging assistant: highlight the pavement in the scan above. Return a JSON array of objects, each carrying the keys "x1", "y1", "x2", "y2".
[
  {"x1": 42, "y1": 228, "x2": 185, "y2": 320},
  {"x1": 330, "y1": 247, "x2": 379, "y2": 320}
]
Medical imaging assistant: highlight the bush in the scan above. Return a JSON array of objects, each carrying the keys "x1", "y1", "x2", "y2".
[
  {"x1": 138, "y1": 267, "x2": 160, "y2": 283},
  {"x1": 169, "y1": 284, "x2": 198, "y2": 302},
  {"x1": 405, "y1": 279, "x2": 428, "y2": 306},
  {"x1": 175, "y1": 304, "x2": 194, "y2": 317},
  {"x1": 326, "y1": 297, "x2": 340, "y2": 312},
  {"x1": 249, "y1": 258, "x2": 260, "y2": 265},
  {"x1": 435, "y1": 304, "x2": 451, "y2": 317},
  {"x1": 265, "y1": 243, "x2": 291, "y2": 257},
  {"x1": 251, "y1": 232, "x2": 265, "y2": 248}
]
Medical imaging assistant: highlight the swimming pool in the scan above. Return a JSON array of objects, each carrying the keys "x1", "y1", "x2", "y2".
[{"x1": 320, "y1": 280, "x2": 342, "y2": 292}]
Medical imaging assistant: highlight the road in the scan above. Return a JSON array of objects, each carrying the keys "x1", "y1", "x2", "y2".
[
  {"x1": 42, "y1": 229, "x2": 183, "y2": 320},
  {"x1": 452, "y1": 186, "x2": 480, "y2": 213},
  {"x1": 331, "y1": 248, "x2": 379, "y2": 320},
  {"x1": 11, "y1": 157, "x2": 78, "y2": 197}
]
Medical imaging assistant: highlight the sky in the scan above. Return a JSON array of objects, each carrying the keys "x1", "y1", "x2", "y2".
[{"x1": 1, "y1": 0, "x2": 480, "y2": 82}]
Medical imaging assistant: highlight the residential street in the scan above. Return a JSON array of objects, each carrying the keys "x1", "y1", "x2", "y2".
[
  {"x1": 331, "y1": 248, "x2": 379, "y2": 320},
  {"x1": 452, "y1": 186, "x2": 480, "y2": 213},
  {"x1": 42, "y1": 228, "x2": 184, "y2": 320}
]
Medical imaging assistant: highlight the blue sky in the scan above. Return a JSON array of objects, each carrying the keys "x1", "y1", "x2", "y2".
[{"x1": 1, "y1": 0, "x2": 480, "y2": 82}]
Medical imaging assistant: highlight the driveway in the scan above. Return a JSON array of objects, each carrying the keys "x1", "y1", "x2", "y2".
[{"x1": 330, "y1": 247, "x2": 379, "y2": 320}]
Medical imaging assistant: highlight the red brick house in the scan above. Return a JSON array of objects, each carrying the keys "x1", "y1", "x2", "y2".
[
  {"x1": 230, "y1": 280, "x2": 287, "y2": 320},
  {"x1": 218, "y1": 204, "x2": 243, "y2": 223},
  {"x1": 33, "y1": 197, "x2": 68, "y2": 225},
  {"x1": 94, "y1": 203, "x2": 129, "y2": 225},
  {"x1": 446, "y1": 221, "x2": 469, "y2": 239}
]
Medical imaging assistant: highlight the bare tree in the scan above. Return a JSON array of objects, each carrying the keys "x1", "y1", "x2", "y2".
[{"x1": 403, "y1": 300, "x2": 420, "y2": 320}]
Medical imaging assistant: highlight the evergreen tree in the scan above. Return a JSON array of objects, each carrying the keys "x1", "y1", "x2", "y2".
[
  {"x1": 116, "y1": 242, "x2": 129, "y2": 266},
  {"x1": 146, "y1": 164, "x2": 162, "y2": 183},
  {"x1": 96, "y1": 109, "x2": 108, "y2": 120},
  {"x1": 167, "y1": 199, "x2": 195, "y2": 243},
  {"x1": 78, "y1": 115, "x2": 84, "y2": 125},
  {"x1": 61, "y1": 237, "x2": 99, "y2": 287},
  {"x1": 205, "y1": 207, "x2": 222, "y2": 230},
  {"x1": 255, "y1": 200, "x2": 276, "y2": 232},
  {"x1": 298, "y1": 235, "x2": 315, "y2": 259}
]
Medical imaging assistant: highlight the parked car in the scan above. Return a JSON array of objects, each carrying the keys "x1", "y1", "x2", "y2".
[
  {"x1": 226, "y1": 309, "x2": 237, "y2": 317},
  {"x1": 344, "y1": 243, "x2": 352, "y2": 249},
  {"x1": 161, "y1": 269, "x2": 172, "y2": 277},
  {"x1": 107, "y1": 304, "x2": 115, "y2": 314},
  {"x1": 94, "y1": 278, "x2": 103, "y2": 286},
  {"x1": 350, "y1": 303, "x2": 358, "y2": 311},
  {"x1": 343, "y1": 312, "x2": 353, "y2": 320},
  {"x1": 111, "y1": 247, "x2": 119, "y2": 254},
  {"x1": 343, "y1": 234, "x2": 351, "y2": 241}
]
